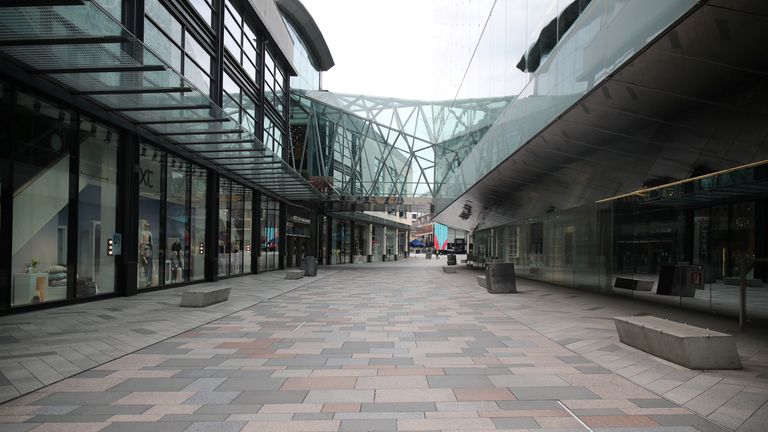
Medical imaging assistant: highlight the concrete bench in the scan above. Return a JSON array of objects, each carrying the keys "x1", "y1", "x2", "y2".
[
  {"x1": 285, "y1": 270, "x2": 304, "y2": 280},
  {"x1": 180, "y1": 286, "x2": 231, "y2": 307},
  {"x1": 476, "y1": 275, "x2": 487, "y2": 288},
  {"x1": 614, "y1": 316, "x2": 742, "y2": 370},
  {"x1": 442, "y1": 266, "x2": 457, "y2": 274},
  {"x1": 614, "y1": 277, "x2": 654, "y2": 292}
]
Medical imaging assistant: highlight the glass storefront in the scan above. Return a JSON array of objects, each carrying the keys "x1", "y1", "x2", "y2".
[
  {"x1": 474, "y1": 165, "x2": 768, "y2": 319},
  {"x1": 77, "y1": 119, "x2": 118, "y2": 297},
  {"x1": 138, "y1": 145, "x2": 164, "y2": 290},
  {"x1": 8, "y1": 89, "x2": 119, "y2": 306},
  {"x1": 259, "y1": 196, "x2": 281, "y2": 272}
]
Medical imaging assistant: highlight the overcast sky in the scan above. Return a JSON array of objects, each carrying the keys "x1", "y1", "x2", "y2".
[{"x1": 300, "y1": 0, "x2": 495, "y2": 101}]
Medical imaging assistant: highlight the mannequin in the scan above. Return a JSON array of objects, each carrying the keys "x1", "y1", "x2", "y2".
[
  {"x1": 139, "y1": 221, "x2": 153, "y2": 287},
  {"x1": 171, "y1": 238, "x2": 182, "y2": 282}
]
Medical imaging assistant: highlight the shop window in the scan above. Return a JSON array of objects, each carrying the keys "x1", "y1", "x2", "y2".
[
  {"x1": 138, "y1": 144, "x2": 165, "y2": 289},
  {"x1": 77, "y1": 119, "x2": 118, "y2": 298},
  {"x1": 11, "y1": 93, "x2": 73, "y2": 306},
  {"x1": 166, "y1": 157, "x2": 190, "y2": 284}
]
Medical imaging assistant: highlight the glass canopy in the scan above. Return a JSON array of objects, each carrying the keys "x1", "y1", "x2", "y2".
[{"x1": 0, "y1": 0, "x2": 321, "y2": 201}]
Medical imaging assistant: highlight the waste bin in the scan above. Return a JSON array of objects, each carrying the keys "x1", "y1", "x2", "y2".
[
  {"x1": 425, "y1": 251, "x2": 432, "y2": 259},
  {"x1": 302, "y1": 256, "x2": 318, "y2": 277},
  {"x1": 447, "y1": 254, "x2": 457, "y2": 266},
  {"x1": 657, "y1": 264, "x2": 702, "y2": 297}
]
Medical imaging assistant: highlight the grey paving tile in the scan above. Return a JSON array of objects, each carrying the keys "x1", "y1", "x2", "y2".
[
  {"x1": 0, "y1": 425, "x2": 36, "y2": 432},
  {"x1": 650, "y1": 414, "x2": 718, "y2": 426},
  {"x1": 108, "y1": 378, "x2": 197, "y2": 392},
  {"x1": 491, "y1": 417, "x2": 540, "y2": 429},
  {"x1": 340, "y1": 419, "x2": 397, "y2": 431},
  {"x1": 497, "y1": 400, "x2": 564, "y2": 410},
  {"x1": 183, "y1": 422, "x2": 248, "y2": 432},
  {"x1": 30, "y1": 405, "x2": 79, "y2": 415},
  {"x1": 510, "y1": 386, "x2": 599, "y2": 400},
  {"x1": 102, "y1": 421, "x2": 192, "y2": 432},
  {"x1": 443, "y1": 367, "x2": 512, "y2": 375},
  {"x1": 25, "y1": 414, "x2": 112, "y2": 423},
  {"x1": 215, "y1": 377, "x2": 285, "y2": 391},
  {"x1": 293, "y1": 413, "x2": 335, "y2": 420},
  {"x1": 193, "y1": 404, "x2": 263, "y2": 414},
  {"x1": 34, "y1": 391, "x2": 128, "y2": 405},
  {"x1": 576, "y1": 366, "x2": 612, "y2": 374},
  {"x1": 184, "y1": 391, "x2": 240, "y2": 405},
  {"x1": 231, "y1": 390, "x2": 307, "y2": 404},
  {"x1": 70, "y1": 405, "x2": 151, "y2": 415},
  {"x1": 74, "y1": 370, "x2": 114, "y2": 379},
  {"x1": 160, "y1": 414, "x2": 229, "y2": 421},
  {"x1": 631, "y1": 398, "x2": 680, "y2": 408}
]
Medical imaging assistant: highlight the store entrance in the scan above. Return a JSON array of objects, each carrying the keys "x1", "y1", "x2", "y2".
[
  {"x1": 696, "y1": 202, "x2": 758, "y2": 281},
  {"x1": 286, "y1": 236, "x2": 308, "y2": 268}
]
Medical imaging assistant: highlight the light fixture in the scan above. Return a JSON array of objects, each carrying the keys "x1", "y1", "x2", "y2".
[{"x1": 107, "y1": 238, "x2": 114, "y2": 256}]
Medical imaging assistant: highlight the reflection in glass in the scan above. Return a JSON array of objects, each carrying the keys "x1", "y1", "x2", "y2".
[{"x1": 244, "y1": 189, "x2": 253, "y2": 273}]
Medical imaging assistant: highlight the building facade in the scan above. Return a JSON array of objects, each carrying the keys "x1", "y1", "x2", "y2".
[
  {"x1": 0, "y1": 0, "x2": 414, "y2": 315},
  {"x1": 431, "y1": 0, "x2": 768, "y2": 320}
]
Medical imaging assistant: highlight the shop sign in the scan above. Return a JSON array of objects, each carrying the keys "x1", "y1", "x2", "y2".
[{"x1": 291, "y1": 216, "x2": 311, "y2": 225}]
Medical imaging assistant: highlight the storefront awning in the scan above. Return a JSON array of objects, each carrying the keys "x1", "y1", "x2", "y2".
[{"x1": 0, "y1": 0, "x2": 322, "y2": 201}]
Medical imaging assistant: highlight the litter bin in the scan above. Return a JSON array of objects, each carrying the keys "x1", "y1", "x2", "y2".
[
  {"x1": 425, "y1": 251, "x2": 432, "y2": 259},
  {"x1": 447, "y1": 254, "x2": 457, "y2": 266},
  {"x1": 302, "y1": 256, "x2": 318, "y2": 277}
]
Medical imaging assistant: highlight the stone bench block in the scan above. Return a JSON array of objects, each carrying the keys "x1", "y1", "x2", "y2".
[
  {"x1": 285, "y1": 270, "x2": 305, "y2": 280},
  {"x1": 180, "y1": 287, "x2": 231, "y2": 307},
  {"x1": 614, "y1": 316, "x2": 742, "y2": 370},
  {"x1": 476, "y1": 275, "x2": 487, "y2": 288},
  {"x1": 485, "y1": 262, "x2": 517, "y2": 294},
  {"x1": 442, "y1": 266, "x2": 457, "y2": 273}
]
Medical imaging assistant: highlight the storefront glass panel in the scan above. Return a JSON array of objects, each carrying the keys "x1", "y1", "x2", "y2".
[
  {"x1": 218, "y1": 178, "x2": 231, "y2": 277},
  {"x1": 243, "y1": 189, "x2": 253, "y2": 273},
  {"x1": 77, "y1": 119, "x2": 118, "y2": 297},
  {"x1": 138, "y1": 144, "x2": 164, "y2": 290},
  {"x1": 167, "y1": 157, "x2": 190, "y2": 284},
  {"x1": 230, "y1": 183, "x2": 244, "y2": 275},
  {"x1": 190, "y1": 165, "x2": 207, "y2": 281},
  {"x1": 11, "y1": 92, "x2": 73, "y2": 306}
]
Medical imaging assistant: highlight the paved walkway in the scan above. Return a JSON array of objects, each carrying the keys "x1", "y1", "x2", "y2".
[{"x1": 0, "y1": 258, "x2": 766, "y2": 431}]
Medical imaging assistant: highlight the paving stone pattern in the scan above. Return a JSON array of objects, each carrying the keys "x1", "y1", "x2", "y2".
[{"x1": 0, "y1": 258, "x2": 765, "y2": 431}]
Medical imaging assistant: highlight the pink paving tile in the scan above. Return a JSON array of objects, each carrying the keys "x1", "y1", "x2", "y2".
[
  {"x1": 397, "y1": 418, "x2": 495, "y2": 431},
  {"x1": 310, "y1": 369, "x2": 377, "y2": 377},
  {"x1": 582, "y1": 415, "x2": 660, "y2": 428},
  {"x1": 377, "y1": 368, "x2": 445, "y2": 376},
  {"x1": 321, "y1": 403, "x2": 360, "y2": 412},
  {"x1": 281, "y1": 377, "x2": 357, "y2": 390},
  {"x1": 453, "y1": 388, "x2": 517, "y2": 401},
  {"x1": 259, "y1": 404, "x2": 324, "y2": 413},
  {"x1": 355, "y1": 376, "x2": 428, "y2": 389}
]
